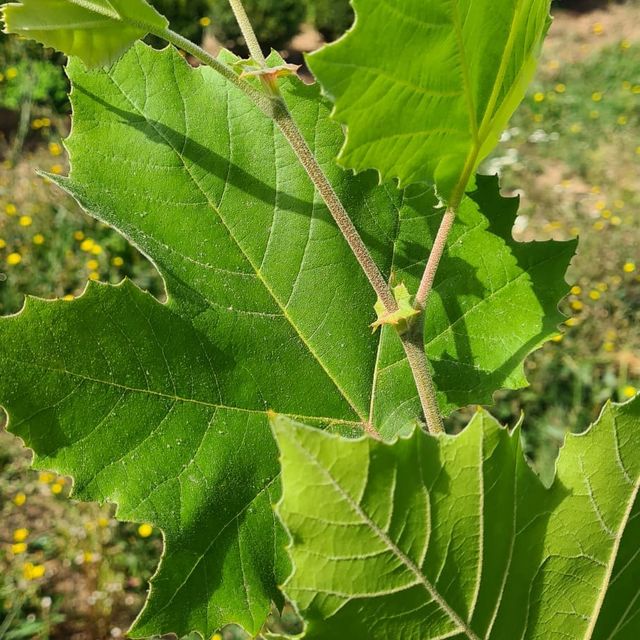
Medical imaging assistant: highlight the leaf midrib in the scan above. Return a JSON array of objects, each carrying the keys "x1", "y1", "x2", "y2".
[
  {"x1": 290, "y1": 428, "x2": 481, "y2": 640},
  {"x1": 3, "y1": 354, "x2": 362, "y2": 429}
]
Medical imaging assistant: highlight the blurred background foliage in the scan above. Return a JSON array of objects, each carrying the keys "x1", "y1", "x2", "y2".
[{"x1": 0, "y1": 0, "x2": 639, "y2": 638}]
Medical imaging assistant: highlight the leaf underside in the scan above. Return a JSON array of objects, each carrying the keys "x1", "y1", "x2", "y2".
[
  {"x1": 274, "y1": 397, "x2": 640, "y2": 639},
  {"x1": 308, "y1": 0, "x2": 551, "y2": 201},
  {"x1": 0, "y1": 42, "x2": 573, "y2": 637}
]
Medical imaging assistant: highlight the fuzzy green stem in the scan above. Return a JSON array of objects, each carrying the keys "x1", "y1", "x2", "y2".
[
  {"x1": 414, "y1": 208, "x2": 456, "y2": 311},
  {"x1": 403, "y1": 335, "x2": 445, "y2": 434},
  {"x1": 226, "y1": 0, "x2": 266, "y2": 65}
]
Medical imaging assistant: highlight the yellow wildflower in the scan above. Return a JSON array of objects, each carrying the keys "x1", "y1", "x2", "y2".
[
  {"x1": 63, "y1": 294, "x2": 74, "y2": 301},
  {"x1": 89, "y1": 271, "x2": 100, "y2": 281},
  {"x1": 617, "y1": 116, "x2": 628, "y2": 126},
  {"x1": 632, "y1": 85, "x2": 640, "y2": 94},
  {"x1": 621, "y1": 39, "x2": 631, "y2": 50},
  {"x1": 5, "y1": 203, "x2": 17, "y2": 216},
  {"x1": 112, "y1": 256, "x2": 124, "y2": 267},
  {"x1": 49, "y1": 142, "x2": 62, "y2": 156},
  {"x1": 623, "y1": 262, "x2": 636, "y2": 273},
  {"x1": 13, "y1": 492, "x2": 26, "y2": 507},
  {"x1": 603, "y1": 341, "x2": 615, "y2": 353},
  {"x1": 138, "y1": 523, "x2": 153, "y2": 538},
  {"x1": 83, "y1": 551, "x2": 95, "y2": 563},
  {"x1": 593, "y1": 221, "x2": 605, "y2": 231},
  {"x1": 86, "y1": 259, "x2": 100, "y2": 271},
  {"x1": 596, "y1": 282, "x2": 608, "y2": 292},
  {"x1": 50, "y1": 164, "x2": 63, "y2": 175},
  {"x1": 565, "y1": 317, "x2": 579, "y2": 327},
  {"x1": 0, "y1": 239, "x2": 5, "y2": 249},
  {"x1": 533, "y1": 92, "x2": 545, "y2": 103},
  {"x1": 39, "y1": 471, "x2": 55, "y2": 483},
  {"x1": 7, "y1": 253, "x2": 22, "y2": 266},
  {"x1": 211, "y1": 634, "x2": 223, "y2": 640},
  {"x1": 601, "y1": 209, "x2": 612, "y2": 219},
  {"x1": 570, "y1": 300, "x2": 584, "y2": 312},
  {"x1": 19, "y1": 215, "x2": 32, "y2": 227},
  {"x1": 13, "y1": 528, "x2": 29, "y2": 543},
  {"x1": 80, "y1": 238, "x2": 95, "y2": 252},
  {"x1": 91, "y1": 244, "x2": 103, "y2": 255},
  {"x1": 570, "y1": 285, "x2": 582, "y2": 296},
  {"x1": 588, "y1": 290, "x2": 601, "y2": 301},
  {"x1": 74, "y1": 230, "x2": 85, "y2": 241},
  {"x1": 622, "y1": 386, "x2": 637, "y2": 399},
  {"x1": 98, "y1": 517, "x2": 110, "y2": 528},
  {"x1": 199, "y1": 16, "x2": 211, "y2": 27},
  {"x1": 11, "y1": 543, "x2": 27, "y2": 554},
  {"x1": 591, "y1": 92, "x2": 603, "y2": 102},
  {"x1": 592, "y1": 22, "x2": 604, "y2": 35},
  {"x1": 551, "y1": 334, "x2": 564, "y2": 343},
  {"x1": 6, "y1": 67, "x2": 18, "y2": 80},
  {"x1": 32, "y1": 234, "x2": 45, "y2": 245},
  {"x1": 555, "y1": 83, "x2": 566, "y2": 94},
  {"x1": 22, "y1": 562, "x2": 46, "y2": 580},
  {"x1": 51, "y1": 482, "x2": 63, "y2": 495},
  {"x1": 611, "y1": 216, "x2": 622, "y2": 226}
]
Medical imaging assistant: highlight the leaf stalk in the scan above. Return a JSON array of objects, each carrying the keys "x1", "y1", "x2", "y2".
[{"x1": 226, "y1": 0, "x2": 267, "y2": 66}]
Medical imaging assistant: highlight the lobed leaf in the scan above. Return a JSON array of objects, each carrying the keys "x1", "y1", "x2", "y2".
[
  {"x1": 0, "y1": 42, "x2": 573, "y2": 636},
  {"x1": 274, "y1": 396, "x2": 640, "y2": 639},
  {"x1": 0, "y1": 0, "x2": 168, "y2": 66},
  {"x1": 308, "y1": 0, "x2": 551, "y2": 202}
]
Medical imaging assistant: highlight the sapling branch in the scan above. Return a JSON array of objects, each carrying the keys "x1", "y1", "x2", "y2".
[{"x1": 226, "y1": 0, "x2": 266, "y2": 66}]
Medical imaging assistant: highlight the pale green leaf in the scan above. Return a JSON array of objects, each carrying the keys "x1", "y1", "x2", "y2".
[
  {"x1": 371, "y1": 283, "x2": 419, "y2": 333},
  {"x1": 308, "y1": 0, "x2": 551, "y2": 202},
  {"x1": 274, "y1": 396, "x2": 640, "y2": 639},
  {"x1": 0, "y1": 42, "x2": 572, "y2": 637},
  {"x1": 1, "y1": 0, "x2": 168, "y2": 66}
]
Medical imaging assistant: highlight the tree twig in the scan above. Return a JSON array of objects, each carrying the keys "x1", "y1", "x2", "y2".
[
  {"x1": 414, "y1": 208, "x2": 456, "y2": 311},
  {"x1": 227, "y1": 0, "x2": 266, "y2": 65}
]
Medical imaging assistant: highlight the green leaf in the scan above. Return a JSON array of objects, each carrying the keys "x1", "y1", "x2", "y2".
[
  {"x1": 273, "y1": 396, "x2": 640, "y2": 639},
  {"x1": 308, "y1": 0, "x2": 551, "y2": 202},
  {"x1": 0, "y1": 42, "x2": 572, "y2": 636},
  {"x1": 0, "y1": 0, "x2": 168, "y2": 66}
]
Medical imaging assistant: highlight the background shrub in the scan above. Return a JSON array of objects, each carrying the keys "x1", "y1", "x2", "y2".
[
  {"x1": 209, "y1": 0, "x2": 306, "y2": 52},
  {"x1": 306, "y1": 0, "x2": 354, "y2": 42},
  {"x1": 150, "y1": 0, "x2": 211, "y2": 43}
]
